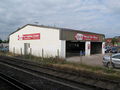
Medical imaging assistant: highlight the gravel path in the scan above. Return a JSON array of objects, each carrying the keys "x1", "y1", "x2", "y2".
[{"x1": 66, "y1": 54, "x2": 105, "y2": 66}]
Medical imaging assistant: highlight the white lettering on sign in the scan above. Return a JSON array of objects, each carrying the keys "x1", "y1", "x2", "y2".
[
  {"x1": 74, "y1": 33, "x2": 84, "y2": 40},
  {"x1": 18, "y1": 33, "x2": 40, "y2": 40},
  {"x1": 74, "y1": 33, "x2": 99, "y2": 41}
]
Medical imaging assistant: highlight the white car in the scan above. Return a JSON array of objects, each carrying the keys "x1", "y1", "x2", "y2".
[{"x1": 103, "y1": 53, "x2": 120, "y2": 68}]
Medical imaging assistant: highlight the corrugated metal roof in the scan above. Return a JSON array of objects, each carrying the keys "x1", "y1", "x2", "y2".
[{"x1": 9, "y1": 24, "x2": 105, "y2": 36}]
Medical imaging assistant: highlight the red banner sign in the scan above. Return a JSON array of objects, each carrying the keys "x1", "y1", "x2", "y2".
[
  {"x1": 18, "y1": 33, "x2": 40, "y2": 40},
  {"x1": 75, "y1": 33, "x2": 99, "y2": 41}
]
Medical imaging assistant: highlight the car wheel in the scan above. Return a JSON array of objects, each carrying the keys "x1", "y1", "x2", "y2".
[{"x1": 107, "y1": 62, "x2": 114, "y2": 68}]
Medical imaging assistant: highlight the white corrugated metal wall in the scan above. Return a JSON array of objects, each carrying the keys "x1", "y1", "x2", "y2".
[{"x1": 9, "y1": 25, "x2": 66, "y2": 58}]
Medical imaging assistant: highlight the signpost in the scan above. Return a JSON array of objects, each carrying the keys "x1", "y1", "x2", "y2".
[{"x1": 80, "y1": 51, "x2": 83, "y2": 64}]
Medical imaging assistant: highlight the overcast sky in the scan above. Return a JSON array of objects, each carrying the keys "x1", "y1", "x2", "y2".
[{"x1": 0, "y1": 0, "x2": 120, "y2": 40}]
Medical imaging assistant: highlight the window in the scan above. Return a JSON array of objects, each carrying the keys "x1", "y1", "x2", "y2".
[{"x1": 112, "y1": 55, "x2": 120, "y2": 59}]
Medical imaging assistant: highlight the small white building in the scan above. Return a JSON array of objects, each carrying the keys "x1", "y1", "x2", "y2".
[{"x1": 9, "y1": 24, "x2": 105, "y2": 59}]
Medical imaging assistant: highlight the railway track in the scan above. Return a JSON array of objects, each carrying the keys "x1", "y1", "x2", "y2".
[
  {"x1": 0, "y1": 56, "x2": 120, "y2": 90},
  {"x1": 0, "y1": 56, "x2": 91, "y2": 90},
  {"x1": 0, "y1": 72, "x2": 36, "y2": 90}
]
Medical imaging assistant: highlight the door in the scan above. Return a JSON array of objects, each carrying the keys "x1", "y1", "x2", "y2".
[{"x1": 24, "y1": 43, "x2": 30, "y2": 55}]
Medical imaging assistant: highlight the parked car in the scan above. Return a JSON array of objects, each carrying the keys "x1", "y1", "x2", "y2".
[
  {"x1": 110, "y1": 47, "x2": 118, "y2": 53},
  {"x1": 105, "y1": 48, "x2": 111, "y2": 53},
  {"x1": 103, "y1": 53, "x2": 120, "y2": 68},
  {"x1": 0, "y1": 48, "x2": 3, "y2": 51},
  {"x1": 116, "y1": 46, "x2": 120, "y2": 53},
  {"x1": 105, "y1": 46, "x2": 120, "y2": 53},
  {"x1": 0, "y1": 46, "x2": 9, "y2": 52},
  {"x1": 105, "y1": 46, "x2": 112, "y2": 53}
]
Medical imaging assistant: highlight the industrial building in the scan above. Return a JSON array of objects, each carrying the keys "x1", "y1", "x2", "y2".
[{"x1": 9, "y1": 24, "x2": 105, "y2": 58}]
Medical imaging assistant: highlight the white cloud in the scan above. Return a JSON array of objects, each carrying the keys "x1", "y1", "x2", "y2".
[{"x1": 0, "y1": 0, "x2": 120, "y2": 39}]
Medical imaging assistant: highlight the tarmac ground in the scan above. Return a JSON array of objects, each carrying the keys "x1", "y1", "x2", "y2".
[{"x1": 66, "y1": 54, "x2": 106, "y2": 67}]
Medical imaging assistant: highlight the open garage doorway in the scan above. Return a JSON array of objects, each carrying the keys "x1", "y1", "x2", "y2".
[
  {"x1": 66, "y1": 41, "x2": 85, "y2": 57},
  {"x1": 91, "y1": 42, "x2": 102, "y2": 54}
]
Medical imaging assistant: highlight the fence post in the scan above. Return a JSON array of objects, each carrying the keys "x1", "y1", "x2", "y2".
[
  {"x1": 42, "y1": 48, "x2": 44, "y2": 60},
  {"x1": 30, "y1": 48, "x2": 32, "y2": 60},
  {"x1": 20, "y1": 48, "x2": 22, "y2": 56},
  {"x1": 13, "y1": 47, "x2": 15, "y2": 56},
  {"x1": 57, "y1": 49, "x2": 59, "y2": 59},
  {"x1": 109, "y1": 53, "x2": 113, "y2": 69}
]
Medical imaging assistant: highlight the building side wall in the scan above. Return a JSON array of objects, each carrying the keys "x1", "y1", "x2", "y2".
[{"x1": 9, "y1": 25, "x2": 64, "y2": 58}]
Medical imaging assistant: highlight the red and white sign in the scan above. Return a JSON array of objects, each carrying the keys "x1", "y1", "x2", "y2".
[
  {"x1": 75, "y1": 33, "x2": 99, "y2": 41},
  {"x1": 18, "y1": 33, "x2": 40, "y2": 40}
]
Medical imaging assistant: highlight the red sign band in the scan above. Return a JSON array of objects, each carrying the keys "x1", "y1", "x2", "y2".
[
  {"x1": 18, "y1": 33, "x2": 40, "y2": 40},
  {"x1": 75, "y1": 33, "x2": 99, "y2": 41}
]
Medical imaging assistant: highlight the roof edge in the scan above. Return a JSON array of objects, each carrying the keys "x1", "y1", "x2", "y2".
[{"x1": 9, "y1": 24, "x2": 105, "y2": 37}]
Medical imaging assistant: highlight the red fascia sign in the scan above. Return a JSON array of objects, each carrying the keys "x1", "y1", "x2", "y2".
[
  {"x1": 75, "y1": 33, "x2": 99, "y2": 41},
  {"x1": 18, "y1": 33, "x2": 40, "y2": 40},
  {"x1": 106, "y1": 39, "x2": 111, "y2": 43}
]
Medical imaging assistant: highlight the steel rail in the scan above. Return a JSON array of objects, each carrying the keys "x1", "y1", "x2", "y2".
[{"x1": 0, "y1": 72, "x2": 36, "y2": 90}]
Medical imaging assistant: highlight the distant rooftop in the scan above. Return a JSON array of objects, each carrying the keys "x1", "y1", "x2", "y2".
[{"x1": 114, "y1": 36, "x2": 120, "y2": 38}]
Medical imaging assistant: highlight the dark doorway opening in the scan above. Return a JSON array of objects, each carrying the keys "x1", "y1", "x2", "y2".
[
  {"x1": 66, "y1": 41, "x2": 85, "y2": 57},
  {"x1": 91, "y1": 42, "x2": 102, "y2": 54}
]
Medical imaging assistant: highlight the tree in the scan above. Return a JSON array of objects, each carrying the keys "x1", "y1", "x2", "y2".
[
  {"x1": 0, "y1": 38, "x2": 2, "y2": 43},
  {"x1": 111, "y1": 38, "x2": 118, "y2": 46},
  {"x1": 4, "y1": 38, "x2": 9, "y2": 43},
  {"x1": 0, "y1": 38, "x2": 9, "y2": 43}
]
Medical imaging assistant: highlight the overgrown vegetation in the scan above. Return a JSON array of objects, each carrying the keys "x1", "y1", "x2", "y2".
[
  {"x1": 1, "y1": 51, "x2": 120, "y2": 81},
  {"x1": 111, "y1": 38, "x2": 118, "y2": 46}
]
